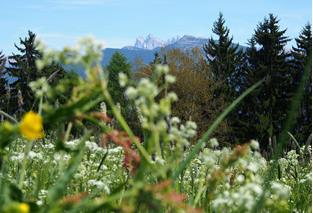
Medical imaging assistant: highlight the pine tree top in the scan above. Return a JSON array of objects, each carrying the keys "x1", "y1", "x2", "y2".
[
  {"x1": 107, "y1": 51, "x2": 131, "y2": 77},
  {"x1": 253, "y1": 14, "x2": 290, "y2": 51},
  {"x1": 293, "y1": 23, "x2": 312, "y2": 55}
]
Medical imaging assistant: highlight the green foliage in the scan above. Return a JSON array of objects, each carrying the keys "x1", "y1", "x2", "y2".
[
  {"x1": 203, "y1": 12, "x2": 244, "y2": 93},
  {"x1": 236, "y1": 14, "x2": 293, "y2": 151},
  {"x1": 0, "y1": 38, "x2": 310, "y2": 212},
  {"x1": 6, "y1": 31, "x2": 66, "y2": 117},
  {"x1": 107, "y1": 52, "x2": 142, "y2": 136},
  {"x1": 0, "y1": 11, "x2": 311, "y2": 212},
  {"x1": 203, "y1": 13, "x2": 247, "y2": 145},
  {"x1": 291, "y1": 23, "x2": 312, "y2": 143},
  {"x1": 0, "y1": 52, "x2": 7, "y2": 112},
  {"x1": 107, "y1": 52, "x2": 131, "y2": 107}
]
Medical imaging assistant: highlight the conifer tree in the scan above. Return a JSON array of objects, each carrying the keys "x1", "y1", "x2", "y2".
[
  {"x1": 227, "y1": 40, "x2": 258, "y2": 143},
  {"x1": 204, "y1": 12, "x2": 243, "y2": 95},
  {"x1": 107, "y1": 52, "x2": 131, "y2": 107},
  {"x1": 6, "y1": 31, "x2": 40, "y2": 114},
  {"x1": 151, "y1": 52, "x2": 162, "y2": 65},
  {"x1": 6, "y1": 31, "x2": 65, "y2": 116},
  {"x1": 106, "y1": 52, "x2": 142, "y2": 136},
  {"x1": 244, "y1": 14, "x2": 291, "y2": 150},
  {"x1": 291, "y1": 24, "x2": 312, "y2": 143},
  {"x1": 204, "y1": 13, "x2": 245, "y2": 144}
]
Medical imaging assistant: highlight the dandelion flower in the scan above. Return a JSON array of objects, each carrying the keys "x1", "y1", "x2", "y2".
[
  {"x1": 18, "y1": 203, "x2": 30, "y2": 213},
  {"x1": 19, "y1": 111, "x2": 44, "y2": 140}
]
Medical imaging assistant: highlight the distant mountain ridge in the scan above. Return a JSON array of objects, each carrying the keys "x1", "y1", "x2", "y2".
[
  {"x1": 102, "y1": 34, "x2": 246, "y2": 66},
  {"x1": 133, "y1": 34, "x2": 165, "y2": 50}
]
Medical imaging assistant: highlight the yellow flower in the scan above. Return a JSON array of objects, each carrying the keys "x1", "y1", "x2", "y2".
[
  {"x1": 20, "y1": 111, "x2": 44, "y2": 140},
  {"x1": 17, "y1": 203, "x2": 30, "y2": 213}
]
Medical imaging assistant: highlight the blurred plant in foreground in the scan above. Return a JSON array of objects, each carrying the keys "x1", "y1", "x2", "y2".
[{"x1": 0, "y1": 38, "x2": 311, "y2": 212}]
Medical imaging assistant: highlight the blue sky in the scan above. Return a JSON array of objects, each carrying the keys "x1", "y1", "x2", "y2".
[{"x1": 1, "y1": 0, "x2": 311, "y2": 54}]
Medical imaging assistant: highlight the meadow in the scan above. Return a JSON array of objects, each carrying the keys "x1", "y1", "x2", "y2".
[{"x1": 0, "y1": 38, "x2": 311, "y2": 212}]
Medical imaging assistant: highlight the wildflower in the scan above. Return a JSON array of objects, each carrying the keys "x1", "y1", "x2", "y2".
[
  {"x1": 88, "y1": 180, "x2": 110, "y2": 193},
  {"x1": 18, "y1": 203, "x2": 30, "y2": 213},
  {"x1": 165, "y1": 74, "x2": 176, "y2": 84},
  {"x1": 100, "y1": 102, "x2": 107, "y2": 113},
  {"x1": 236, "y1": 174, "x2": 245, "y2": 183},
  {"x1": 171, "y1": 117, "x2": 181, "y2": 124},
  {"x1": 186, "y1": 121, "x2": 197, "y2": 130},
  {"x1": 125, "y1": 87, "x2": 138, "y2": 99},
  {"x1": 155, "y1": 64, "x2": 169, "y2": 74},
  {"x1": 29, "y1": 77, "x2": 49, "y2": 98},
  {"x1": 250, "y1": 140, "x2": 260, "y2": 150},
  {"x1": 19, "y1": 111, "x2": 44, "y2": 140},
  {"x1": 118, "y1": 73, "x2": 128, "y2": 87},
  {"x1": 167, "y1": 92, "x2": 178, "y2": 102},
  {"x1": 209, "y1": 138, "x2": 219, "y2": 148},
  {"x1": 271, "y1": 181, "x2": 290, "y2": 199}
]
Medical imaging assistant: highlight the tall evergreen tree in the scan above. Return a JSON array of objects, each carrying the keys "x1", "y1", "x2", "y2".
[
  {"x1": 204, "y1": 13, "x2": 245, "y2": 144},
  {"x1": 107, "y1": 52, "x2": 131, "y2": 107},
  {"x1": 6, "y1": 31, "x2": 65, "y2": 116},
  {"x1": 6, "y1": 31, "x2": 41, "y2": 115},
  {"x1": 204, "y1": 12, "x2": 244, "y2": 95},
  {"x1": 291, "y1": 23, "x2": 312, "y2": 143},
  {"x1": 106, "y1": 52, "x2": 142, "y2": 136},
  {"x1": 228, "y1": 39, "x2": 258, "y2": 143},
  {"x1": 244, "y1": 14, "x2": 291, "y2": 151}
]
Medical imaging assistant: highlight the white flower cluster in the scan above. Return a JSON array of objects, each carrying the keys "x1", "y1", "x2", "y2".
[
  {"x1": 124, "y1": 65, "x2": 178, "y2": 135},
  {"x1": 168, "y1": 119, "x2": 197, "y2": 146},
  {"x1": 6, "y1": 137, "x2": 126, "y2": 204},
  {"x1": 87, "y1": 179, "x2": 110, "y2": 194},
  {"x1": 36, "y1": 37, "x2": 103, "y2": 78},
  {"x1": 29, "y1": 77, "x2": 50, "y2": 98},
  {"x1": 182, "y1": 140, "x2": 298, "y2": 212}
]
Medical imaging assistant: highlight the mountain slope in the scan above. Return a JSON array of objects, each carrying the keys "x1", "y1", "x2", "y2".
[{"x1": 102, "y1": 35, "x2": 247, "y2": 67}]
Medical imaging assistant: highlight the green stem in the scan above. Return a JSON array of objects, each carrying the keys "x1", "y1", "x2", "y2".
[
  {"x1": 153, "y1": 130, "x2": 162, "y2": 159},
  {"x1": 0, "y1": 110, "x2": 17, "y2": 123},
  {"x1": 98, "y1": 65, "x2": 151, "y2": 163},
  {"x1": 18, "y1": 141, "x2": 33, "y2": 188},
  {"x1": 64, "y1": 122, "x2": 73, "y2": 143},
  {"x1": 58, "y1": 122, "x2": 73, "y2": 174},
  {"x1": 104, "y1": 91, "x2": 152, "y2": 163},
  {"x1": 38, "y1": 96, "x2": 43, "y2": 115}
]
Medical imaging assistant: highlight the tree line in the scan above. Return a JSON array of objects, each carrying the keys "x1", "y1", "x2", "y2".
[{"x1": 0, "y1": 13, "x2": 311, "y2": 154}]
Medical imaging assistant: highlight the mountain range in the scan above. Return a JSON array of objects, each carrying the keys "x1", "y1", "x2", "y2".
[
  {"x1": 102, "y1": 34, "x2": 247, "y2": 66},
  {"x1": 102, "y1": 34, "x2": 208, "y2": 66}
]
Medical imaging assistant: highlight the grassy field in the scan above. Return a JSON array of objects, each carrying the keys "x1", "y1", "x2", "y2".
[{"x1": 0, "y1": 39, "x2": 311, "y2": 212}]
